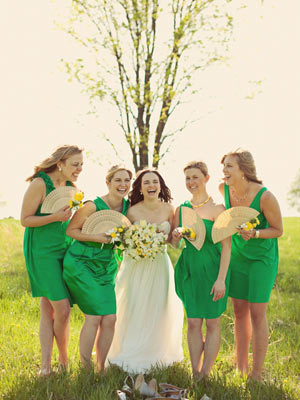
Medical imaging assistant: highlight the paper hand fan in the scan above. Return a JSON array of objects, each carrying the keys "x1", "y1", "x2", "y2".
[
  {"x1": 181, "y1": 206, "x2": 206, "y2": 251},
  {"x1": 40, "y1": 186, "x2": 76, "y2": 213},
  {"x1": 82, "y1": 210, "x2": 131, "y2": 234},
  {"x1": 211, "y1": 206, "x2": 259, "y2": 244}
]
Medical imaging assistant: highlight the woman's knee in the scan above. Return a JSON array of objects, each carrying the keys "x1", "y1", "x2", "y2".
[
  {"x1": 102, "y1": 314, "x2": 116, "y2": 329},
  {"x1": 232, "y1": 299, "x2": 250, "y2": 320},
  {"x1": 187, "y1": 318, "x2": 202, "y2": 331},
  {"x1": 250, "y1": 303, "x2": 268, "y2": 326},
  {"x1": 206, "y1": 318, "x2": 220, "y2": 333},
  {"x1": 54, "y1": 301, "x2": 71, "y2": 323}
]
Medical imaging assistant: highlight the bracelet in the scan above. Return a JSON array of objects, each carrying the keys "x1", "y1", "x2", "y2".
[{"x1": 255, "y1": 230, "x2": 260, "y2": 239}]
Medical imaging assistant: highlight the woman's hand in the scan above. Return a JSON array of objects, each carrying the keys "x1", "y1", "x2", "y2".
[
  {"x1": 238, "y1": 227, "x2": 255, "y2": 241},
  {"x1": 210, "y1": 279, "x2": 226, "y2": 302},
  {"x1": 172, "y1": 228, "x2": 183, "y2": 241},
  {"x1": 52, "y1": 205, "x2": 72, "y2": 222},
  {"x1": 95, "y1": 233, "x2": 112, "y2": 244}
]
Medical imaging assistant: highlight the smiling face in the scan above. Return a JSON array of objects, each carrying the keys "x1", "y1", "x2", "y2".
[
  {"x1": 222, "y1": 154, "x2": 244, "y2": 186},
  {"x1": 185, "y1": 167, "x2": 209, "y2": 195},
  {"x1": 107, "y1": 169, "x2": 131, "y2": 198},
  {"x1": 140, "y1": 172, "x2": 161, "y2": 199},
  {"x1": 59, "y1": 152, "x2": 83, "y2": 182}
]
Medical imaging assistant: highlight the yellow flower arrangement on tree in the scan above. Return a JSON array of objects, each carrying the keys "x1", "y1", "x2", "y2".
[{"x1": 69, "y1": 191, "x2": 84, "y2": 211}]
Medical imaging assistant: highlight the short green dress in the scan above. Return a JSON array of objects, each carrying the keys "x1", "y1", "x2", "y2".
[
  {"x1": 224, "y1": 184, "x2": 278, "y2": 303},
  {"x1": 63, "y1": 197, "x2": 129, "y2": 316},
  {"x1": 175, "y1": 201, "x2": 230, "y2": 319},
  {"x1": 23, "y1": 171, "x2": 73, "y2": 301}
]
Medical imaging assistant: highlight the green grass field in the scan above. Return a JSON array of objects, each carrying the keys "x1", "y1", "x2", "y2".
[{"x1": 0, "y1": 218, "x2": 299, "y2": 399}]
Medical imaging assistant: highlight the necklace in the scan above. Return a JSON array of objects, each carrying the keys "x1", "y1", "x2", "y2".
[
  {"x1": 230, "y1": 186, "x2": 249, "y2": 202},
  {"x1": 190, "y1": 196, "x2": 211, "y2": 208}
]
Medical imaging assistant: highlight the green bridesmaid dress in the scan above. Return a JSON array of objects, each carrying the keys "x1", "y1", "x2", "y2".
[
  {"x1": 63, "y1": 197, "x2": 129, "y2": 316},
  {"x1": 224, "y1": 184, "x2": 278, "y2": 303},
  {"x1": 23, "y1": 171, "x2": 73, "y2": 301},
  {"x1": 175, "y1": 201, "x2": 230, "y2": 319}
]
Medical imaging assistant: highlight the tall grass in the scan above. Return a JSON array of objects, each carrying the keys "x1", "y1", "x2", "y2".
[{"x1": 0, "y1": 217, "x2": 299, "y2": 399}]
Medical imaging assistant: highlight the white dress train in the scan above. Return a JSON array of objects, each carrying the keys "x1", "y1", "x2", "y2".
[{"x1": 108, "y1": 221, "x2": 184, "y2": 373}]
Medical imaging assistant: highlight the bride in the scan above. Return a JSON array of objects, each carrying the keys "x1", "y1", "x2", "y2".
[{"x1": 108, "y1": 169, "x2": 184, "y2": 373}]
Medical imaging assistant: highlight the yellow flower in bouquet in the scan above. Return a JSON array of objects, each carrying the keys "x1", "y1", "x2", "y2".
[
  {"x1": 178, "y1": 226, "x2": 196, "y2": 240},
  {"x1": 69, "y1": 191, "x2": 84, "y2": 211},
  {"x1": 238, "y1": 217, "x2": 260, "y2": 231},
  {"x1": 106, "y1": 225, "x2": 128, "y2": 244}
]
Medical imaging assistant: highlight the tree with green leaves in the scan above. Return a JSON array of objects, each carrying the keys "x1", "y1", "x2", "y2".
[
  {"x1": 61, "y1": 0, "x2": 233, "y2": 171},
  {"x1": 287, "y1": 170, "x2": 300, "y2": 213}
]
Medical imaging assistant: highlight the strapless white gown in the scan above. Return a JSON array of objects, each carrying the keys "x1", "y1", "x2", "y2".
[{"x1": 107, "y1": 221, "x2": 184, "y2": 373}]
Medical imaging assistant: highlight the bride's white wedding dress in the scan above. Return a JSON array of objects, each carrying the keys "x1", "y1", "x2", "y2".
[{"x1": 108, "y1": 221, "x2": 184, "y2": 373}]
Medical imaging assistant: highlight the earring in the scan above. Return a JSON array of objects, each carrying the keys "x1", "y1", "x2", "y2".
[{"x1": 58, "y1": 167, "x2": 62, "y2": 172}]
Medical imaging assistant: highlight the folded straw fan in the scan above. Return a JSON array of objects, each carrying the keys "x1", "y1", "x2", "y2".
[
  {"x1": 181, "y1": 206, "x2": 206, "y2": 251},
  {"x1": 211, "y1": 206, "x2": 259, "y2": 244},
  {"x1": 82, "y1": 210, "x2": 131, "y2": 234},
  {"x1": 40, "y1": 186, "x2": 76, "y2": 213}
]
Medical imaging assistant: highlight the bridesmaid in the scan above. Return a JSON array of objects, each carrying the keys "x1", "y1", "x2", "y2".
[
  {"x1": 63, "y1": 165, "x2": 132, "y2": 371},
  {"x1": 171, "y1": 161, "x2": 231, "y2": 380},
  {"x1": 220, "y1": 149, "x2": 283, "y2": 380},
  {"x1": 21, "y1": 144, "x2": 83, "y2": 376}
]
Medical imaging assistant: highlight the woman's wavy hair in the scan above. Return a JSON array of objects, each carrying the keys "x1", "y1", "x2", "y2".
[
  {"x1": 221, "y1": 148, "x2": 263, "y2": 184},
  {"x1": 26, "y1": 145, "x2": 83, "y2": 182},
  {"x1": 129, "y1": 169, "x2": 172, "y2": 206}
]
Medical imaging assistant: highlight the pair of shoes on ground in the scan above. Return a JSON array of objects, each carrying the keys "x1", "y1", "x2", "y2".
[
  {"x1": 116, "y1": 374, "x2": 188, "y2": 399},
  {"x1": 154, "y1": 382, "x2": 188, "y2": 399},
  {"x1": 136, "y1": 376, "x2": 188, "y2": 399}
]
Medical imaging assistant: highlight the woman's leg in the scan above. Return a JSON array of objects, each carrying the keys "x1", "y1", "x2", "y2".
[
  {"x1": 80, "y1": 314, "x2": 102, "y2": 368},
  {"x1": 39, "y1": 297, "x2": 54, "y2": 375},
  {"x1": 187, "y1": 318, "x2": 204, "y2": 376},
  {"x1": 232, "y1": 298, "x2": 252, "y2": 375},
  {"x1": 95, "y1": 314, "x2": 116, "y2": 371},
  {"x1": 199, "y1": 317, "x2": 221, "y2": 378},
  {"x1": 249, "y1": 302, "x2": 268, "y2": 380},
  {"x1": 50, "y1": 298, "x2": 71, "y2": 368}
]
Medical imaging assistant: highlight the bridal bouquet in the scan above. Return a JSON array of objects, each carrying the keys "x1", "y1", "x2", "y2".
[{"x1": 121, "y1": 220, "x2": 168, "y2": 261}]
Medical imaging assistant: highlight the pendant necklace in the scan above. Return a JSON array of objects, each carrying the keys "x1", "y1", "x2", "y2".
[
  {"x1": 190, "y1": 196, "x2": 211, "y2": 208},
  {"x1": 230, "y1": 186, "x2": 249, "y2": 203}
]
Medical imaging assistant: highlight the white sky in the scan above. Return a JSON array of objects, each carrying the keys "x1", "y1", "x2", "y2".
[{"x1": 1, "y1": 0, "x2": 299, "y2": 218}]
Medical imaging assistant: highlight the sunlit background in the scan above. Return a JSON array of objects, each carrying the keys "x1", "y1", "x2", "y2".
[{"x1": 1, "y1": 0, "x2": 299, "y2": 218}]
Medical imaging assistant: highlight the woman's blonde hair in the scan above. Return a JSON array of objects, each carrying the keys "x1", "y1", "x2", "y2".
[
  {"x1": 106, "y1": 165, "x2": 133, "y2": 182},
  {"x1": 26, "y1": 145, "x2": 83, "y2": 181},
  {"x1": 221, "y1": 148, "x2": 263, "y2": 184},
  {"x1": 183, "y1": 161, "x2": 209, "y2": 177}
]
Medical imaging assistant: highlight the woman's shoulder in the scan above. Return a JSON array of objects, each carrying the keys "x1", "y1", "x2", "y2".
[
  {"x1": 163, "y1": 201, "x2": 174, "y2": 211},
  {"x1": 209, "y1": 201, "x2": 225, "y2": 221},
  {"x1": 219, "y1": 182, "x2": 225, "y2": 195},
  {"x1": 28, "y1": 176, "x2": 46, "y2": 191}
]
